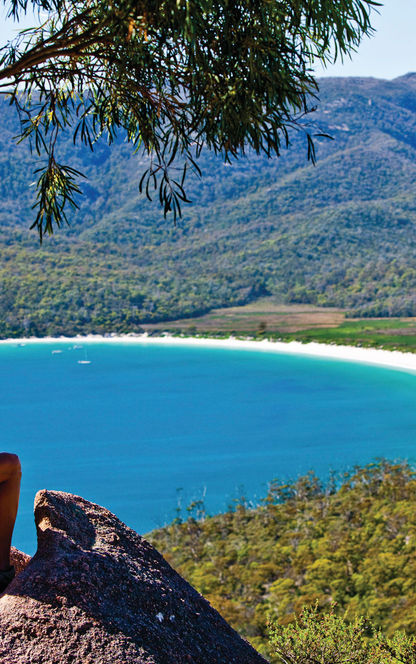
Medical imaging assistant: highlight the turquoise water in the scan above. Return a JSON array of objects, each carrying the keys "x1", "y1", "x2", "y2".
[{"x1": 1, "y1": 341, "x2": 416, "y2": 554}]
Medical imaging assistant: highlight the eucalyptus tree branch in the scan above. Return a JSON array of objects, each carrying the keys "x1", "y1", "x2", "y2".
[{"x1": 0, "y1": 0, "x2": 381, "y2": 240}]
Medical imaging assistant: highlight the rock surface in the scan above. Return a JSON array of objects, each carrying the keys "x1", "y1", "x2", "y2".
[
  {"x1": 10, "y1": 547, "x2": 31, "y2": 576},
  {"x1": 0, "y1": 491, "x2": 267, "y2": 663}
]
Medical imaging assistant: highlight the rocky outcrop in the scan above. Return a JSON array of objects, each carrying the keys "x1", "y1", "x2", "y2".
[
  {"x1": 0, "y1": 491, "x2": 267, "y2": 663},
  {"x1": 10, "y1": 547, "x2": 31, "y2": 575}
]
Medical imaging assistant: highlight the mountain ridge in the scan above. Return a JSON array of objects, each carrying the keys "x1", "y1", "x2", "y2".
[{"x1": 0, "y1": 74, "x2": 415, "y2": 335}]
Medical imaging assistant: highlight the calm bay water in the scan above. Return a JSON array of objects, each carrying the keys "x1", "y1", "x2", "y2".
[{"x1": 1, "y1": 340, "x2": 416, "y2": 554}]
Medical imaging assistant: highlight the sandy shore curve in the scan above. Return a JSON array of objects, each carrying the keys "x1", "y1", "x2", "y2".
[{"x1": 1, "y1": 334, "x2": 416, "y2": 374}]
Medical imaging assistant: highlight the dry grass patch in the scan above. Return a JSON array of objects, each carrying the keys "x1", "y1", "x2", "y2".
[{"x1": 143, "y1": 298, "x2": 346, "y2": 334}]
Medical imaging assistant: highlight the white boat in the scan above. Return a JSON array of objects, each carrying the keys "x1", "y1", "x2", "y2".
[{"x1": 77, "y1": 348, "x2": 91, "y2": 364}]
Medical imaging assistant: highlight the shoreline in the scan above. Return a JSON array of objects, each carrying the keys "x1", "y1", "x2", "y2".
[{"x1": 1, "y1": 333, "x2": 416, "y2": 374}]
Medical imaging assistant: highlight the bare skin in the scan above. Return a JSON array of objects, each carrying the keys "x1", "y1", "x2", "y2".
[{"x1": 0, "y1": 453, "x2": 21, "y2": 570}]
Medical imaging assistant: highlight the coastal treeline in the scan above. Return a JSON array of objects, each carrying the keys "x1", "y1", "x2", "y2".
[
  {"x1": 149, "y1": 461, "x2": 416, "y2": 660},
  {"x1": 1, "y1": 75, "x2": 416, "y2": 336}
]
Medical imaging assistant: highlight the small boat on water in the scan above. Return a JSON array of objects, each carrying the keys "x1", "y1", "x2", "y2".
[
  {"x1": 77, "y1": 348, "x2": 91, "y2": 364},
  {"x1": 52, "y1": 349, "x2": 62, "y2": 354}
]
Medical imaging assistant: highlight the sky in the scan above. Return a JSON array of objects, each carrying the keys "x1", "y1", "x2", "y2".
[
  {"x1": 316, "y1": 0, "x2": 415, "y2": 79},
  {"x1": 0, "y1": 0, "x2": 414, "y2": 80}
]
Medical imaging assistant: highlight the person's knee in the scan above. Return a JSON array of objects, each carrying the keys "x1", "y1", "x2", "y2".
[
  {"x1": 7, "y1": 454, "x2": 21, "y2": 478},
  {"x1": 0, "y1": 453, "x2": 21, "y2": 479}
]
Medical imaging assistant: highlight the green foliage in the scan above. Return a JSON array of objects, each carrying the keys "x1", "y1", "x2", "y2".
[
  {"x1": 149, "y1": 461, "x2": 416, "y2": 659},
  {"x1": 269, "y1": 605, "x2": 373, "y2": 664},
  {"x1": 375, "y1": 630, "x2": 416, "y2": 664},
  {"x1": 277, "y1": 319, "x2": 416, "y2": 353},
  {"x1": 269, "y1": 604, "x2": 416, "y2": 664},
  {"x1": 32, "y1": 161, "x2": 84, "y2": 240},
  {"x1": 0, "y1": 0, "x2": 378, "y2": 237}
]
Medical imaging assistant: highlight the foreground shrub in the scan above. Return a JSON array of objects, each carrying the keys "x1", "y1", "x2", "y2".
[{"x1": 269, "y1": 604, "x2": 416, "y2": 664}]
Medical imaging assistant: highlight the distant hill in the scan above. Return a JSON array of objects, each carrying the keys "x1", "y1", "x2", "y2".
[{"x1": 0, "y1": 74, "x2": 416, "y2": 336}]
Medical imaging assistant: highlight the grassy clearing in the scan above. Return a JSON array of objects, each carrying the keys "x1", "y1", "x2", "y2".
[
  {"x1": 143, "y1": 297, "x2": 345, "y2": 333},
  {"x1": 285, "y1": 319, "x2": 416, "y2": 352},
  {"x1": 143, "y1": 298, "x2": 416, "y2": 353}
]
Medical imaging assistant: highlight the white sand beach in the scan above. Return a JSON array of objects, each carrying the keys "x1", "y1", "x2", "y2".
[{"x1": 2, "y1": 333, "x2": 416, "y2": 374}]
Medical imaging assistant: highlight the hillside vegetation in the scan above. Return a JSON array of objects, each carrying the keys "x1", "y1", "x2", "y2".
[
  {"x1": 149, "y1": 461, "x2": 416, "y2": 660},
  {"x1": 1, "y1": 74, "x2": 416, "y2": 335}
]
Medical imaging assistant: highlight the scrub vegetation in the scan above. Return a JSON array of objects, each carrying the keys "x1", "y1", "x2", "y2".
[
  {"x1": 149, "y1": 461, "x2": 416, "y2": 660},
  {"x1": 269, "y1": 605, "x2": 416, "y2": 664}
]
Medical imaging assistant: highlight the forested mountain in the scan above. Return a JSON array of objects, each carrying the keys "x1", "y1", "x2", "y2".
[{"x1": 0, "y1": 74, "x2": 416, "y2": 336}]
